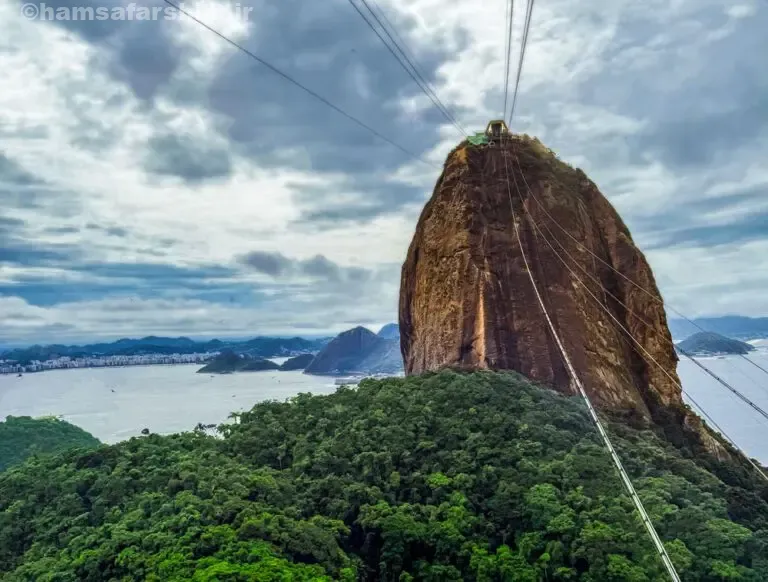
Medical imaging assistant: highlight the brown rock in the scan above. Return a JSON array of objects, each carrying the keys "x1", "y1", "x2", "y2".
[{"x1": 399, "y1": 134, "x2": 728, "y2": 456}]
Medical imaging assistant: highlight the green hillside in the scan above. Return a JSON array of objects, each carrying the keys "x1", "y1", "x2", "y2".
[
  {"x1": 1, "y1": 371, "x2": 767, "y2": 581},
  {"x1": 0, "y1": 416, "x2": 101, "y2": 472}
]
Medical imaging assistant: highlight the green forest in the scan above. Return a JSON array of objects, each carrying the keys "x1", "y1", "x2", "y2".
[
  {"x1": 1, "y1": 370, "x2": 767, "y2": 581},
  {"x1": 0, "y1": 415, "x2": 100, "y2": 472}
]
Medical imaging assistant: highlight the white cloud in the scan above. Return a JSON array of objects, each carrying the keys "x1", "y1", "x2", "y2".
[
  {"x1": 0, "y1": 279, "x2": 398, "y2": 342},
  {"x1": 0, "y1": 2, "x2": 418, "y2": 272},
  {"x1": 726, "y1": 4, "x2": 757, "y2": 20},
  {"x1": 172, "y1": 0, "x2": 253, "y2": 67},
  {"x1": 649, "y1": 240, "x2": 768, "y2": 317}
]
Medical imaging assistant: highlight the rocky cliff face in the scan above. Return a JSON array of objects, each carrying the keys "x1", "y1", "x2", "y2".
[{"x1": 399, "y1": 134, "x2": 728, "y2": 457}]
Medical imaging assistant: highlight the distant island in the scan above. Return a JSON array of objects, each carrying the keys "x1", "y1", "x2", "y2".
[
  {"x1": 677, "y1": 331, "x2": 756, "y2": 356},
  {"x1": 669, "y1": 315, "x2": 768, "y2": 341},
  {"x1": 0, "y1": 416, "x2": 101, "y2": 472},
  {"x1": 278, "y1": 353, "x2": 315, "y2": 371},
  {"x1": 197, "y1": 351, "x2": 282, "y2": 374},
  {"x1": 196, "y1": 324, "x2": 405, "y2": 376}
]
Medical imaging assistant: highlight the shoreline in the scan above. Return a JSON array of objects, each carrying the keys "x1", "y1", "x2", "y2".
[
  {"x1": 0, "y1": 361, "x2": 204, "y2": 377},
  {"x1": 1, "y1": 356, "x2": 297, "y2": 377}
]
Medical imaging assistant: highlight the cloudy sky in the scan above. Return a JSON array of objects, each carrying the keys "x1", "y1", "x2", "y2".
[{"x1": 0, "y1": 0, "x2": 765, "y2": 345}]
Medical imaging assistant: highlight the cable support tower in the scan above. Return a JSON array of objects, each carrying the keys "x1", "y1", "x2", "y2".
[
  {"x1": 500, "y1": 151, "x2": 683, "y2": 581},
  {"x1": 507, "y1": 146, "x2": 768, "y2": 484},
  {"x1": 161, "y1": 0, "x2": 438, "y2": 169},
  {"x1": 347, "y1": 0, "x2": 467, "y2": 137}
]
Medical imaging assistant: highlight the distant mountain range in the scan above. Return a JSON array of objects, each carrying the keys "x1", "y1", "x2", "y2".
[
  {"x1": 0, "y1": 335, "x2": 330, "y2": 365},
  {"x1": 668, "y1": 316, "x2": 768, "y2": 341},
  {"x1": 4, "y1": 316, "x2": 766, "y2": 368},
  {"x1": 0, "y1": 324, "x2": 404, "y2": 377}
]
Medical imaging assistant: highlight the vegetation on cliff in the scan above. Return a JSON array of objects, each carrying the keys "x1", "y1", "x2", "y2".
[
  {"x1": 1, "y1": 371, "x2": 767, "y2": 581},
  {"x1": 0, "y1": 415, "x2": 100, "y2": 471}
]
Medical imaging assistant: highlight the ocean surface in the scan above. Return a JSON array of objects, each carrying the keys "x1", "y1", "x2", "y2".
[
  {"x1": 1, "y1": 352, "x2": 767, "y2": 464},
  {"x1": 677, "y1": 349, "x2": 768, "y2": 464},
  {"x1": 0, "y1": 360, "x2": 337, "y2": 444}
]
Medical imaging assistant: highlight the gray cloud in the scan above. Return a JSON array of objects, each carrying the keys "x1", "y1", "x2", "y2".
[
  {"x1": 0, "y1": 199, "x2": 81, "y2": 268},
  {"x1": 286, "y1": 179, "x2": 427, "y2": 229},
  {"x1": 301, "y1": 254, "x2": 342, "y2": 281},
  {"x1": 22, "y1": 0, "x2": 184, "y2": 101},
  {"x1": 200, "y1": 0, "x2": 455, "y2": 175},
  {"x1": 106, "y1": 18, "x2": 183, "y2": 102},
  {"x1": 0, "y1": 239, "x2": 80, "y2": 268},
  {"x1": 0, "y1": 154, "x2": 42, "y2": 186},
  {"x1": 18, "y1": 0, "x2": 446, "y2": 225},
  {"x1": 43, "y1": 226, "x2": 80, "y2": 235},
  {"x1": 0, "y1": 154, "x2": 81, "y2": 217},
  {"x1": 575, "y1": 8, "x2": 768, "y2": 169},
  {"x1": 644, "y1": 212, "x2": 768, "y2": 250},
  {"x1": 143, "y1": 132, "x2": 233, "y2": 183},
  {"x1": 105, "y1": 226, "x2": 129, "y2": 237},
  {"x1": 237, "y1": 250, "x2": 381, "y2": 288},
  {"x1": 238, "y1": 251, "x2": 292, "y2": 277}
]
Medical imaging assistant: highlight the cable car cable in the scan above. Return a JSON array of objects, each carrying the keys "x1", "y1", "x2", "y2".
[
  {"x1": 519, "y1": 173, "x2": 768, "y2": 383},
  {"x1": 502, "y1": 0, "x2": 515, "y2": 120},
  {"x1": 502, "y1": 31, "x2": 682, "y2": 573},
  {"x1": 525, "y1": 201, "x2": 768, "y2": 398},
  {"x1": 360, "y1": 0, "x2": 468, "y2": 136},
  {"x1": 500, "y1": 149, "x2": 683, "y2": 581},
  {"x1": 347, "y1": 0, "x2": 467, "y2": 137},
  {"x1": 522, "y1": 194, "x2": 768, "y2": 482},
  {"x1": 518, "y1": 182, "x2": 768, "y2": 380},
  {"x1": 160, "y1": 0, "x2": 439, "y2": 170},
  {"x1": 507, "y1": 147, "x2": 768, "y2": 482},
  {"x1": 508, "y1": 0, "x2": 534, "y2": 124}
]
